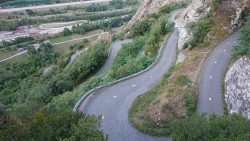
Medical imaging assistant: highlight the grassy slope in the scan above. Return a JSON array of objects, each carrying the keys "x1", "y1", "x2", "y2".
[{"x1": 52, "y1": 29, "x2": 102, "y2": 54}]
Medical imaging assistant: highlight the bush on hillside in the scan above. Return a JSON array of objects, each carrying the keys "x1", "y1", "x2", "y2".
[
  {"x1": 170, "y1": 114, "x2": 250, "y2": 141},
  {"x1": 232, "y1": 16, "x2": 250, "y2": 58},
  {"x1": 184, "y1": 19, "x2": 212, "y2": 49}
]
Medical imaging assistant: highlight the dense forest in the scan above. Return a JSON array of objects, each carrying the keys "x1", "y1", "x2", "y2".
[
  {"x1": 0, "y1": 40, "x2": 109, "y2": 140},
  {"x1": 170, "y1": 114, "x2": 250, "y2": 141},
  {"x1": 0, "y1": 41, "x2": 108, "y2": 114},
  {"x1": 0, "y1": 108, "x2": 107, "y2": 141}
]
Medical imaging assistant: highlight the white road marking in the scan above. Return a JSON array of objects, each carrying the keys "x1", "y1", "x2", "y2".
[
  {"x1": 150, "y1": 76, "x2": 153, "y2": 78},
  {"x1": 161, "y1": 67, "x2": 164, "y2": 69},
  {"x1": 224, "y1": 50, "x2": 227, "y2": 52},
  {"x1": 113, "y1": 96, "x2": 117, "y2": 98},
  {"x1": 132, "y1": 85, "x2": 136, "y2": 87},
  {"x1": 209, "y1": 97, "x2": 212, "y2": 101},
  {"x1": 210, "y1": 76, "x2": 212, "y2": 79},
  {"x1": 102, "y1": 116, "x2": 104, "y2": 120},
  {"x1": 233, "y1": 42, "x2": 236, "y2": 44},
  {"x1": 214, "y1": 61, "x2": 217, "y2": 64}
]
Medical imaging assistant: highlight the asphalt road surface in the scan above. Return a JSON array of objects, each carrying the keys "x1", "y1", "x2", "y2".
[
  {"x1": 0, "y1": 0, "x2": 111, "y2": 13},
  {"x1": 198, "y1": 32, "x2": 240, "y2": 116},
  {"x1": 78, "y1": 29, "x2": 178, "y2": 141},
  {"x1": 96, "y1": 39, "x2": 133, "y2": 77}
]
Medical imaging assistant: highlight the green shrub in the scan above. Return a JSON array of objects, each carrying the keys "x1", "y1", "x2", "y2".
[
  {"x1": 232, "y1": 16, "x2": 250, "y2": 58},
  {"x1": 183, "y1": 93, "x2": 197, "y2": 116},
  {"x1": 62, "y1": 28, "x2": 72, "y2": 36},
  {"x1": 130, "y1": 19, "x2": 152, "y2": 37},
  {"x1": 111, "y1": 33, "x2": 125, "y2": 42},
  {"x1": 185, "y1": 19, "x2": 212, "y2": 49},
  {"x1": 174, "y1": 75, "x2": 189, "y2": 86},
  {"x1": 0, "y1": 110, "x2": 107, "y2": 141},
  {"x1": 159, "y1": 2, "x2": 187, "y2": 14},
  {"x1": 211, "y1": 0, "x2": 223, "y2": 11},
  {"x1": 170, "y1": 114, "x2": 250, "y2": 141},
  {"x1": 65, "y1": 42, "x2": 108, "y2": 85},
  {"x1": 165, "y1": 21, "x2": 175, "y2": 33},
  {"x1": 107, "y1": 36, "x2": 155, "y2": 79}
]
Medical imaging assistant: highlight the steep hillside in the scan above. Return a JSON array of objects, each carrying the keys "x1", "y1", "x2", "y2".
[
  {"x1": 126, "y1": 0, "x2": 188, "y2": 27},
  {"x1": 126, "y1": 0, "x2": 249, "y2": 50},
  {"x1": 129, "y1": 0, "x2": 249, "y2": 137},
  {"x1": 176, "y1": 0, "x2": 250, "y2": 50}
]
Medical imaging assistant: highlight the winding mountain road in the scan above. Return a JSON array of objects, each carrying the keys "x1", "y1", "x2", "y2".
[
  {"x1": 198, "y1": 32, "x2": 240, "y2": 116},
  {"x1": 96, "y1": 39, "x2": 132, "y2": 77},
  {"x1": 78, "y1": 29, "x2": 178, "y2": 141}
]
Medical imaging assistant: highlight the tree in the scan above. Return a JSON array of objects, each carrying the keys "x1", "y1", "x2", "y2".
[
  {"x1": 25, "y1": 9, "x2": 35, "y2": 16},
  {"x1": 232, "y1": 16, "x2": 250, "y2": 58},
  {"x1": 27, "y1": 44, "x2": 36, "y2": 55},
  {"x1": 109, "y1": 0, "x2": 123, "y2": 9},
  {"x1": 0, "y1": 109, "x2": 107, "y2": 141},
  {"x1": 63, "y1": 116, "x2": 108, "y2": 141},
  {"x1": 130, "y1": 19, "x2": 152, "y2": 37},
  {"x1": 170, "y1": 114, "x2": 250, "y2": 141},
  {"x1": 62, "y1": 28, "x2": 72, "y2": 36}
]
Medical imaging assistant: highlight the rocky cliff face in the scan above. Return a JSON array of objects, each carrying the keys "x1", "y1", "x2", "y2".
[
  {"x1": 221, "y1": 0, "x2": 250, "y2": 31},
  {"x1": 175, "y1": 0, "x2": 212, "y2": 50},
  {"x1": 123, "y1": 0, "x2": 248, "y2": 50},
  {"x1": 225, "y1": 57, "x2": 250, "y2": 120},
  {"x1": 126, "y1": 0, "x2": 185, "y2": 27},
  {"x1": 175, "y1": 0, "x2": 249, "y2": 50}
]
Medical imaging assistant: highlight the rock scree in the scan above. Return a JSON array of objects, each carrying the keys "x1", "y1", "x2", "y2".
[{"x1": 225, "y1": 57, "x2": 250, "y2": 120}]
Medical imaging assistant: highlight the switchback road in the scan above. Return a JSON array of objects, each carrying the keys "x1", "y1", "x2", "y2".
[
  {"x1": 198, "y1": 32, "x2": 240, "y2": 116},
  {"x1": 96, "y1": 39, "x2": 132, "y2": 77},
  {"x1": 78, "y1": 29, "x2": 179, "y2": 141}
]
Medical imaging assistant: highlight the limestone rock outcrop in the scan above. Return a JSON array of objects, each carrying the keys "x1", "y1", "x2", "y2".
[
  {"x1": 175, "y1": 0, "x2": 212, "y2": 50},
  {"x1": 221, "y1": 0, "x2": 250, "y2": 31},
  {"x1": 176, "y1": 50, "x2": 186, "y2": 64},
  {"x1": 225, "y1": 57, "x2": 250, "y2": 120},
  {"x1": 126, "y1": 0, "x2": 184, "y2": 28},
  {"x1": 175, "y1": 0, "x2": 249, "y2": 50}
]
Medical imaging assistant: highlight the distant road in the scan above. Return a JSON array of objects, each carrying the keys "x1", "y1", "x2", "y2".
[
  {"x1": 0, "y1": 34, "x2": 102, "y2": 63},
  {"x1": 96, "y1": 39, "x2": 132, "y2": 77},
  {"x1": 0, "y1": 51, "x2": 27, "y2": 63},
  {"x1": 0, "y1": 0, "x2": 111, "y2": 13},
  {"x1": 198, "y1": 32, "x2": 240, "y2": 116},
  {"x1": 52, "y1": 33, "x2": 102, "y2": 45}
]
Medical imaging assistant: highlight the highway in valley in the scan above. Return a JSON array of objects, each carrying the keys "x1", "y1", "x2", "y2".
[{"x1": 0, "y1": 0, "x2": 111, "y2": 13}]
